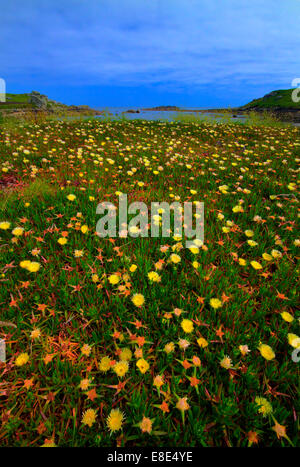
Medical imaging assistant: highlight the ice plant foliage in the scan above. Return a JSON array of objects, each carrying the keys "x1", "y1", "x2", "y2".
[{"x1": 0, "y1": 118, "x2": 298, "y2": 447}]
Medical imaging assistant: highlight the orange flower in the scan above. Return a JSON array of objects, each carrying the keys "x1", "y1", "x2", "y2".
[
  {"x1": 272, "y1": 420, "x2": 287, "y2": 439},
  {"x1": 189, "y1": 376, "x2": 200, "y2": 387},
  {"x1": 176, "y1": 397, "x2": 190, "y2": 412},
  {"x1": 182, "y1": 359, "x2": 192, "y2": 369},
  {"x1": 160, "y1": 401, "x2": 170, "y2": 413},
  {"x1": 139, "y1": 416, "x2": 153, "y2": 433},
  {"x1": 192, "y1": 356, "x2": 201, "y2": 366}
]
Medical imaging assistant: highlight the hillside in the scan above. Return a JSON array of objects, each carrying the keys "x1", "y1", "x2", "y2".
[
  {"x1": 0, "y1": 93, "x2": 33, "y2": 110},
  {"x1": 0, "y1": 91, "x2": 103, "y2": 116},
  {"x1": 240, "y1": 89, "x2": 300, "y2": 110}
]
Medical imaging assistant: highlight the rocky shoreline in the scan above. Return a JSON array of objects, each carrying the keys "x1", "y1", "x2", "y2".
[
  {"x1": 2, "y1": 91, "x2": 300, "y2": 124},
  {"x1": 138, "y1": 106, "x2": 300, "y2": 123},
  {"x1": 0, "y1": 91, "x2": 110, "y2": 119},
  {"x1": 1, "y1": 107, "x2": 107, "y2": 118}
]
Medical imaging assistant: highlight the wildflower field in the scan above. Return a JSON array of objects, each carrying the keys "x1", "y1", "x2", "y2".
[{"x1": 0, "y1": 117, "x2": 299, "y2": 447}]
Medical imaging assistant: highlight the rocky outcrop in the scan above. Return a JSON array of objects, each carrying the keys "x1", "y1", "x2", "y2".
[
  {"x1": 29, "y1": 91, "x2": 49, "y2": 109},
  {"x1": 142, "y1": 106, "x2": 181, "y2": 111},
  {"x1": 124, "y1": 109, "x2": 140, "y2": 113}
]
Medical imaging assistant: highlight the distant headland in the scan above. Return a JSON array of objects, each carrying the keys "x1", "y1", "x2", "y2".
[
  {"x1": 0, "y1": 91, "x2": 107, "y2": 118},
  {"x1": 1, "y1": 88, "x2": 300, "y2": 123},
  {"x1": 139, "y1": 89, "x2": 300, "y2": 122}
]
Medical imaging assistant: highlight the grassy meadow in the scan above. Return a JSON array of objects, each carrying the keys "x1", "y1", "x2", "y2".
[{"x1": 0, "y1": 117, "x2": 299, "y2": 447}]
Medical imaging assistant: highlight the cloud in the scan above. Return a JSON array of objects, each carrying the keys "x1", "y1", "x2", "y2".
[{"x1": 1, "y1": 0, "x2": 299, "y2": 98}]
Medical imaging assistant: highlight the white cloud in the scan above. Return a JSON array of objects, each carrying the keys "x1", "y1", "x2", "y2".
[{"x1": 1, "y1": 0, "x2": 299, "y2": 90}]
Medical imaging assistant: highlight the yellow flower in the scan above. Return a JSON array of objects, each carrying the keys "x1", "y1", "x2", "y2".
[
  {"x1": 99, "y1": 356, "x2": 111, "y2": 372},
  {"x1": 170, "y1": 253, "x2": 181, "y2": 264},
  {"x1": 281, "y1": 312, "x2": 294, "y2": 323},
  {"x1": 181, "y1": 319, "x2": 194, "y2": 333},
  {"x1": 107, "y1": 408, "x2": 124, "y2": 432},
  {"x1": 220, "y1": 356, "x2": 233, "y2": 369},
  {"x1": 164, "y1": 342, "x2": 175, "y2": 353},
  {"x1": 255, "y1": 397, "x2": 273, "y2": 417},
  {"x1": 12, "y1": 227, "x2": 24, "y2": 237},
  {"x1": 119, "y1": 348, "x2": 132, "y2": 361},
  {"x1": 81, "y1": 344, "x2": 92, "y2": 356},
  {"x1": 30, "y1": 328, "x2": 41, "y2": 340},
  {"x1": 136, "y1": 358, "x2": 149, "y2": 374},
  {"x1": 113, "y1": 361, "x2": 129, "y2": 378},
  {"x1": 27, "y1": 262, "x2": 40, "y2": 273},
  {"x1": 245, "y1": 230, "x2": 254, "y2": 237},
  {"x1": 31, "y1": 248, "x2": 40, "y2": 257},
  {"x1": 271, "y1": 249, "x2": 282, "y2": 259},
  {"x1": 262, "y1": 253, "x2": 273, "y2": 261},
  {"x1": 287, "y1": 183, "x2": 296, "y2": 191},
  {"x1": 74, "y1": 249, "x2": 84, "y2": 258},
  {"x1": 82, "y1": 408, "x2": 96, "y2": 427},
  {"x1": 67, "y1": 194, "x2": 76, "y2": 201},
  {"x1": 79, "y1": 378, "x2": 90, "y2": 390},
  {"x1": 131, "y1": 293, "x2": 145, "y2": 307},
  {"x1": 129, "y1": 225, "x2": 141, "y2": 234},
  {"x1": 238, "y1": 258, "x2": 247, "y2": 266},
  {"x1": 232, "y1": 205, "x2": 244, "y2": 213},
  {"x1": 0, "y1": 221, "x2": 11, "y2": 230},
  {"x1": 41, "y1": 438, "x2": 56, "y2": 447},
  {"x1": 153, "y1": 375, "x2": 164, "y2": 388},
  {"x1": 58, "y1": 237, "x2": 67, "y2": 245},
  {"x1": 108, "y1": 274, "x2": 120, "y2": 285},
  {"x1": 148, "y1": 271, "x2": 161, "y2": 282},
  {"x1": 81, "y1": 225, "x2": 88, "y2": 234},
  {"x1": 20, "y1": 260, "x2": 31, "y2": 270},
  {"x1": 219, "y1": 185, "x2": 229, "y2": 194},
  {"x1": 139, "y1": 416, "x2": 153, "y2": 433},
  {"x1": 247, "y1": 240, "x2": 258, "y2": 247},
  {"x1": 192, "y1": 261, "x2": 199, "y2": 269},
  {"x1": 15, "y1": 352, "x2": 29, "y2": 366},
  {"x1": 210, "y1": 298, "x2": 222, "y2": 309},
  {"x1": 197, "y1": 337, "x2": 208, "y2": 348},
  {"x1": 258, "y1": 344, "x2": 275, "y2": 360},
  {"x1": 250, "y1": 261, "x2": 262, "y2": 270},
  {"x1": 287, "y1": 333, "x2": 300, "y2": 348},
  {"x1": 91, "y1": 274, "x2": 99, "y2": 283},
  {"x1": 129, "y1": 264, "x2": 137, "y2": 273}
]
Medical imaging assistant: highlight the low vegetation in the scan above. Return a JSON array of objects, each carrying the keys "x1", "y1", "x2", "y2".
[{"x1": 0, "y1": 117, "x2": 299, "y2": 447}]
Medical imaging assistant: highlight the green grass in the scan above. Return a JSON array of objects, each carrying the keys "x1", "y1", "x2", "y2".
[
  {"x1": 5, "y1": 93, "x2": 31, "y2": 103},
  {"x1": 0, "y1": 179, "x2": 56, "y2": 211},
  {"x1": 0, "y1": 93, "x2": 32, "y2": 110},
  {"x1": 241, "y1": 89, "x2": 300, "y2": 110},
  {"x1": 0, "y1": 118, "x2": 299, "y2": 447}
]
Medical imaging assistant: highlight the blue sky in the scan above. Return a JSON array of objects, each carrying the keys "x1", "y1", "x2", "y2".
[{"x1": 1, "y1": 0, "x2": 299, "y2": 107}]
